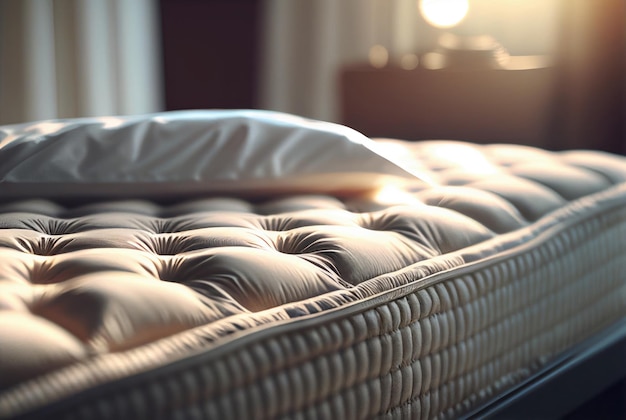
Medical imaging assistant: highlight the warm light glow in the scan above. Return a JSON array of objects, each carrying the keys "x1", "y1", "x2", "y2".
[
  {"x1": 427, "y1": 143, "x2": 499, "y2": 175},
  {"x1": 368, "y1": 44, "x2": 389, "y2": 68},
  {"x1": 421, "y1": 52, "x2": 446, "y2": 69},
  {"x1": 419, "y1": 0, "x2": 469, "y2": 29},
  {"x1": 373, "y1": 184, "x2": 423, "y2": 206},
  {"x1": 400, "y1": 53, "x2": 419, "y2": 70}
]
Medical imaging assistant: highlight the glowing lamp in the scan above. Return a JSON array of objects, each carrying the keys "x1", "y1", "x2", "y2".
[{"x1": 418, "y1": 0, "x2": 469, "y2": 29}]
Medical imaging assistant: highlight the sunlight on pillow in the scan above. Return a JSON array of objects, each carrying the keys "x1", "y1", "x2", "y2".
[{"x1": 0, "y1": 110, "x2": 426, "y2": 201}]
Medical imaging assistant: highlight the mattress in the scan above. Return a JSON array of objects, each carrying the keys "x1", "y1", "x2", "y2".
[{"x1": 1, "y1": 111, "x2": 625, "y2": 419}]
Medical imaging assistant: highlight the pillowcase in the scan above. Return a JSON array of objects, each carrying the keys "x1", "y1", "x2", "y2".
[{"x1": 0, "y1": 110, "x2": 423, "y2": 201}]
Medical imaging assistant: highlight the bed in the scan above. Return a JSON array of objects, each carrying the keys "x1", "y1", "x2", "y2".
[{"x1": 0, "y1": 110, "x2": 625, "y2": 419}]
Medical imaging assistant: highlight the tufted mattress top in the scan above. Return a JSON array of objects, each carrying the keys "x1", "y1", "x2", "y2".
[{"x1": 1, "y1": 136, "x2": 626, "y2": 419}]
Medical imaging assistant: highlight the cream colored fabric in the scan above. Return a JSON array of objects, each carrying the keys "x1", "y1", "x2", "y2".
[{"x1": 0, "y1": 139, "x2": 625, "y2": 418}]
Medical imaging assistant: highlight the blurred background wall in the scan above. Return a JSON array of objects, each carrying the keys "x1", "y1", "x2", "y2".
[
  {"x1": 258, "y1": 0, "x2": 562, "y2": 123},
  {"x1": 0, "y1": 0, "x2": 624, "y2": 153},
  {"x1": 255, "y1": 0, "x2": 624, "y2": 153}
]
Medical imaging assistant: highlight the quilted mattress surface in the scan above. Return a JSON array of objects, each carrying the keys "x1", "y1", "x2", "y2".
[{"x1": 1, "y1": 137, "x2": 626, "y2": 419}]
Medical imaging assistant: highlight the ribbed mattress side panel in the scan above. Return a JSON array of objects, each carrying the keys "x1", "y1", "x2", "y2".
[{"x1": 21, "y1": 205, "x2": 626, "y2": 420}]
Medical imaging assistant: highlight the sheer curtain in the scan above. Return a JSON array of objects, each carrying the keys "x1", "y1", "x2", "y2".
[
  {"x1": 0, "y1": 0, "x2": 162, "y2": 125},
  {"x1": 258, "y1": 0, "x2": 420, "y2": 122}
]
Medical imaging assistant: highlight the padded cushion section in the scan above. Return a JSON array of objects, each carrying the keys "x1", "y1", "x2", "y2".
[
  {"x1": 0, "y1": 312, "x2": 87, "y2": 390},
  {"x1": 378, "y1": 140, "x2": 626, "y2": 223},
  {"x1": 0, "y1": 110, "x2": 420, "y2": 200},
  {"x1": 0, "y1": 140, "x2": 625, "y2": 404},
  {"x1": 32, "y1": 273, "x2": 220, "y2": 353},
  {"x1": 2, "y1": 186, "x2": 626, "y2": 420}
]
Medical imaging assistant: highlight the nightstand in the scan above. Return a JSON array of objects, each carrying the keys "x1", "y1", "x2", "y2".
[{"x1": 340, "y1": 61, "x2": 558, "y2": 148}]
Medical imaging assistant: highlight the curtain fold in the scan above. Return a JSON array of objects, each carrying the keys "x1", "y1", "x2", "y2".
[
  {"x1": 0, "y1": 0, "x2": 163, "y2": 125},
  {"x1": 258, "y1": 0, "x2": 421, "y2": 122}
]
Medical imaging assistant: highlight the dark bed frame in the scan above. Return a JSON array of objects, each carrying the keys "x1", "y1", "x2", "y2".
[{"x1": 464, "y1": 318, "x2": 626, "y2": 419}]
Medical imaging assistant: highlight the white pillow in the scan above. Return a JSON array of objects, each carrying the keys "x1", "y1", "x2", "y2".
[{"x1": 0, "y1": 110, "x2": 421, "y2": 201}]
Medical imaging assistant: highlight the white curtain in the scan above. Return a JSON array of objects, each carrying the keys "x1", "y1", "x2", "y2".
[
  {"x1": 258, "y1": 0, "x2": 421, "y2": 123},
  {"x1": 0, "y1": 0, "x2": 163, "y2": 125}
]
